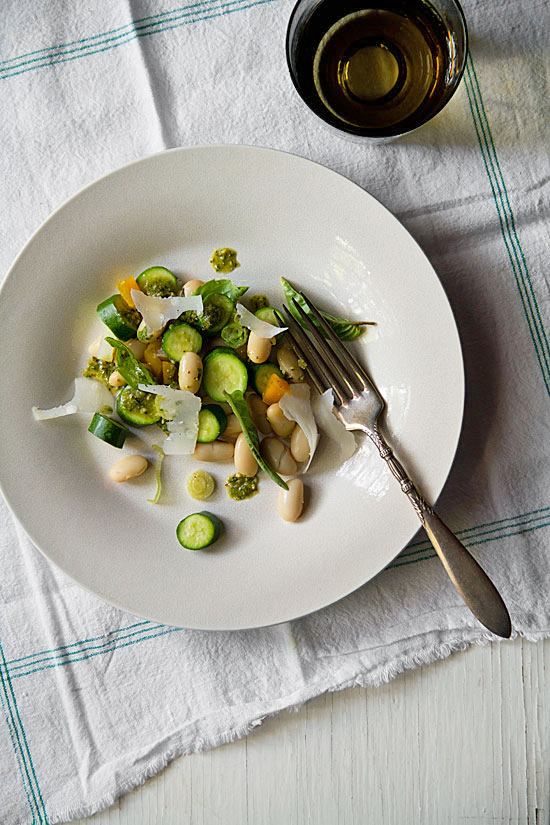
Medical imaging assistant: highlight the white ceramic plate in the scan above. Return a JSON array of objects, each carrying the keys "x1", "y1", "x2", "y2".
[{"x1": 0, "y1": 146, "x2": 463, "y2": 630}]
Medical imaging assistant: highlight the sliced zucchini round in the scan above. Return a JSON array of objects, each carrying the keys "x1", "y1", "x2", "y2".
[
  {"x1": 202, "y1": 347, "x2": 249, "y2": 402},
  {"x1": 136, "y1": 266, "x2": 178, "y2": 297},
  {"x1": 88, "y1": 413, "x2": 128, "y2": 448},
  {"x1": 199, "y1": 294, "x2": 234, "y2": 334},
  {"x1": 176, "y1": 511, "x2": 223, "y2": 550},
  {"x1": 197, "y1": 404, "x2": 228, "y2": 443},
  {"x1": 162, "y1": 323, "x2": 202, "y2": 360},
  {"x1": 116, "y1": 386, "x2": 161, "y2": 426},
  {"x1": 251, "y1": 362, "x2": 284, "y2": 395},
  {"x1": 255, "y1": 306, "x2": 278, "y2": 326},
  {"x1": 97, "y1": 294, "x2": 140, "y2": 341}
]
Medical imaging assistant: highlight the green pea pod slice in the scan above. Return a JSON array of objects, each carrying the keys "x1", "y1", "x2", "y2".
[
  {"x1": 281, "y1": 277, "x2": 368, "y2": 341},
  {"x1": 224, "y1": 390, "x2": 288, "y2": 491}
]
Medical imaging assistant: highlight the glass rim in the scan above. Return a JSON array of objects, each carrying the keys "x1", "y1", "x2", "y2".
[{"x1": 285, "y1": 0, "x2": 470, "y2": 139}]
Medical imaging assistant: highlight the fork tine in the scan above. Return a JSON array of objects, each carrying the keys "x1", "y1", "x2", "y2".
[
  {"x1": 278, "y1": 308, "x2": 344, "y2": 402},
  {"x1": 275, "y1": 309, "x2": 329, "y2": 397},
  {"x1": 288, "y1": 298, "x2": 358, "y2": 401},
  {"x1": 295, "y1": 290, "x2": 374, "y2": 391}
]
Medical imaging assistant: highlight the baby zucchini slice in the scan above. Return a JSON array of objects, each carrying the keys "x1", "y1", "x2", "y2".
[
  {"x1": 116, "y1": 386, "x2": 161, "y2": 426},
  {"x1": 202, "y1": 347, "x2": 248, "y2": 402},
  {"x1": 251, "y1": 362, "x2": 284, "y2": 395},
  {"x1": 199, "y1": 294, "x2": 234, "y2": 334},
  {"x1": 97, "y1": 294, "x2": 140, "y2": 341},
  {"x1": 162, "y1": 322, "x2": 203, "y2": 360},
  {"x1": 197, "y1": 404, "x2": 228, "y2": 443},
  {"x1": 136, "y1": 266, "x2": 178, "y2": 297},
  {"x1": 176, "y1": 512, "x2": 223, "y2": 550},
  {"x1": 88, "y1": 413, "x2": 128, "y2": 448}
]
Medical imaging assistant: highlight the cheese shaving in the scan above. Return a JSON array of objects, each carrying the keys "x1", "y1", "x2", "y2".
[
  {"x1": 138, "y1": 384, "x2": 201, "y2": 454},
  {"x1": 311, "y1": 389, "x2": 356, "y2": 462},
  {"x1": 235, "y1": 303, "x2": 287, "y2": 339},
  {"x1": 132, "y1": 290, "x2": 203, "y2": 336},
  {"x1": 279, "y1": 383, "x2": 319, "y2": 471},
  {"x1": 32, "y1": 377, "x2": 113, "y2": 421}
]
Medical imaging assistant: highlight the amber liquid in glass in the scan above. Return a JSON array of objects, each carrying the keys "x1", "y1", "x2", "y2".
[{"x1": 293, "y1": 0, "x2": 453, "y2": 136}]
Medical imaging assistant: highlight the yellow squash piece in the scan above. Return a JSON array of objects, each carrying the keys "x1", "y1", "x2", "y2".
[
  {"x1": 262, "y1": 373, "x2": 290, "y2": 405},
  {"x1": 117, "y1": 276, "x2": 140, "y2": 308}
]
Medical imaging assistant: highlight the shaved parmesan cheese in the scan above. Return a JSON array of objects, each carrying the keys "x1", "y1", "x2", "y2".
[
  {"x1": 32, "y1": 377, "x2": 113, "y2": 421},
  {"x1": 132, "y1": 290, "x2": 203, "y2": 337},
  {"x1": 311, "y1": 389, "x2": 356, "y2": 462},
  {"x1": 138, "y1": 384, "x2": 201, "y2": 454},
  {"x1": 279, "y1": 383, "x2": 319, "y2": 471},
  {"x1": 235, "y1": 303, "x2": 287, "y2": 339}
]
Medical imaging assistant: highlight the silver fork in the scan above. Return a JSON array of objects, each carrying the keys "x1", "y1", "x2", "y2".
[{"x1": 278, "y1": 287, "x2": 512, "y2": 639}]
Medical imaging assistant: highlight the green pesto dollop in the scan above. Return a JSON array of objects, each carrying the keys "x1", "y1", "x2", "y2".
[
  {"x1": 83, "y1": 357, "x2": 116, "y2": 391},
  {"x1": 210, "y1": 247, "x2": 240, "y2": 273},
  {"x1": 247, "y1": 294, "x2": 269, "y2": 313},
  {"x1": 225, "y1": 473, "x2": 259, "y2": 501}
]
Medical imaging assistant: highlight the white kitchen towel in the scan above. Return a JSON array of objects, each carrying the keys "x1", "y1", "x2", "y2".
[{"x1": 1, "y1": 1, "x2": 550, "y2": 822}]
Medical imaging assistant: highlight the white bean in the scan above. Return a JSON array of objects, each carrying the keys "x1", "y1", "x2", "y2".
[
  {"x1": 278, "y1": 478, "x2": 304, "y2": 522},
  {"x1": 234, "y1": 433, "x2": 258, "y2": 476},
  {"x1": 266, "y1": 403, "x2": 295, "y2": 438},
  {"x1": 260, "y1": 437, "x2": 297, "y2": 476},
  {"x1": 224, "y1": 414, "x2": 242, "y2": 437},
  {"x1": 290, "y1": 425, "x2": 310, "y2": 463},
  {"x1": 108, "y1": 370, "x2": 126, "y2": 388},
  {"x1": 183, "y1": 278, "x2": 204, "y2": 297},
  {"x1": 277, "y1": 344, "x2": 305, "y2": 382},
  {"x1": 193, "y1": 441, "x2": 234, "y2": 462},
  {"x1": 179, "y1": 352, "x2": 203, "y2": 393},
  {"x1": 109, "y1": 454, "x2": 148, "y2": 482},
  {"x1": 247, "y1": 394, "x2": 272, "y2": 435},
  {"x1": 247, "y1": 331, "x2": 271, "y2": 364},
  {"x1": 88, "y1": 335, "x2": 101, "y2": 358}
]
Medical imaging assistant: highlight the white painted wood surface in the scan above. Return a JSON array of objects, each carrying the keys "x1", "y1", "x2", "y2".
[{"x1": 74, "y1": 638, "x2": 549, "y2": 825}]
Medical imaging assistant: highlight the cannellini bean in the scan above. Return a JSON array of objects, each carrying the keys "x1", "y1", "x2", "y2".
[
  {"x1": 277, "y1": 344, "x2": 305, "y2": 382},
  {"x1": 108, "y1": 370, "x2": 126, "y2": 388},
  {"x1": 183, "y1": 278, "x2": 204, "y2": 297},
  {"x1": 126, "y1": 338, "x2": 147, "y2": 360},
  {"x1": 109, "y1": 454, "x2": 148, "y2": 482},
  {"x1": 267, "y1": 403, "x2": 295, "y2": 438},
  {"x1": 224, "y1": 414, "x2": 242, "y2": 437},
  {"x1": 290, "y1": 425, "x2": 310, "y2": 463},
  {"x1": 234, "y1": 432, "x2": 258, "y2": 476},
  {"x1": 247, "y1": 331, "x2": 271, "y2": 364},
  {"x1": 144, "y1": 341, "x2": 163, "y2": 379},
  {"x1": 247, "y1": 394, "x2": 272, "y2": 434},
  {"x1": 260, "y1": 437, "x2": 297, "y2": 476},
  {"x1": 179, "y1": 352, "x2": 203, "y2": 393},
  {"x1": 193, "y1": 441, "x2": 234, "y2": 462},
  {"x1": 278, "y1": 478, "x2": 304, "y2": 522}
]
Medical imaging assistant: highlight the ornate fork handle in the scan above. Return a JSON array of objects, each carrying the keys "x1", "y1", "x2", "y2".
[{"x1": 370, "y1": 426, "x2": 512, "y2": 638}]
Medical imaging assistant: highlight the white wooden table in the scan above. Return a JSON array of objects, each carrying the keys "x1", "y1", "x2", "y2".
[{"x1": 75, "y1": 637, "x2": 549, "y2": 825}]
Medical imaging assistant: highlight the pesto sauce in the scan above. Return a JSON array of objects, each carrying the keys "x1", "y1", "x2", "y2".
[
  {"x1": 225, "y1": 473, "x2": 259, "y2": 501},
  {"x1": 83, "y1": 357, "x2": 116, "y2": 391},
  {"x1": 246, "y1": 294, "x2": 269, "y2": 313},
  {"x1": 210, "y1": 247, "x2": 240, "y2": 273}
]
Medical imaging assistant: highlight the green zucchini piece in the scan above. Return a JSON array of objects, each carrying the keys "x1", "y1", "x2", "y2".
[
  {"x1": 202, "y1": 347, "x2": 248, "y2": 402},
  {"x1": 251, "y1": 363, "x2": 284, "y2": 395},
  {"x1": 97, "y1": 295, "x2": 140, "y2": 341},
  {"x1": 220, "y1": 320, "x2": 248, "y2": 349},
  {"x1": 106, "y1": 338, "x2": 154, "y2": 388},
  {"x1": 116, "y1": 386, "x2": 161, "y2": 426},
  {"x1": 199, "y1": 294, "x2": 234, "y2": 334},
  {"x1": 88, "y1": 413, "x2": 128, "y2": 448},
  {"x1": 136, "y1": 266, "x2": 178, "y2": 297},
  {"x1": 176, "y1": 511, "x2": 223, "y2": 550},
  {"x1": 162, "y1": 323, "x2": 202, "y2": 360},
  {"x1": 224, "y1": 390, "x2": 288, "y2": 490},
  {"x1": 255, "y1": 306, "x2": 278, "y2": 326},
  {"x1": 186, "y1": 470, "x2": 215, "y2": 501},
  {"x1": 197, "y1": 404, "x2": 228, "y2": 443}
]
